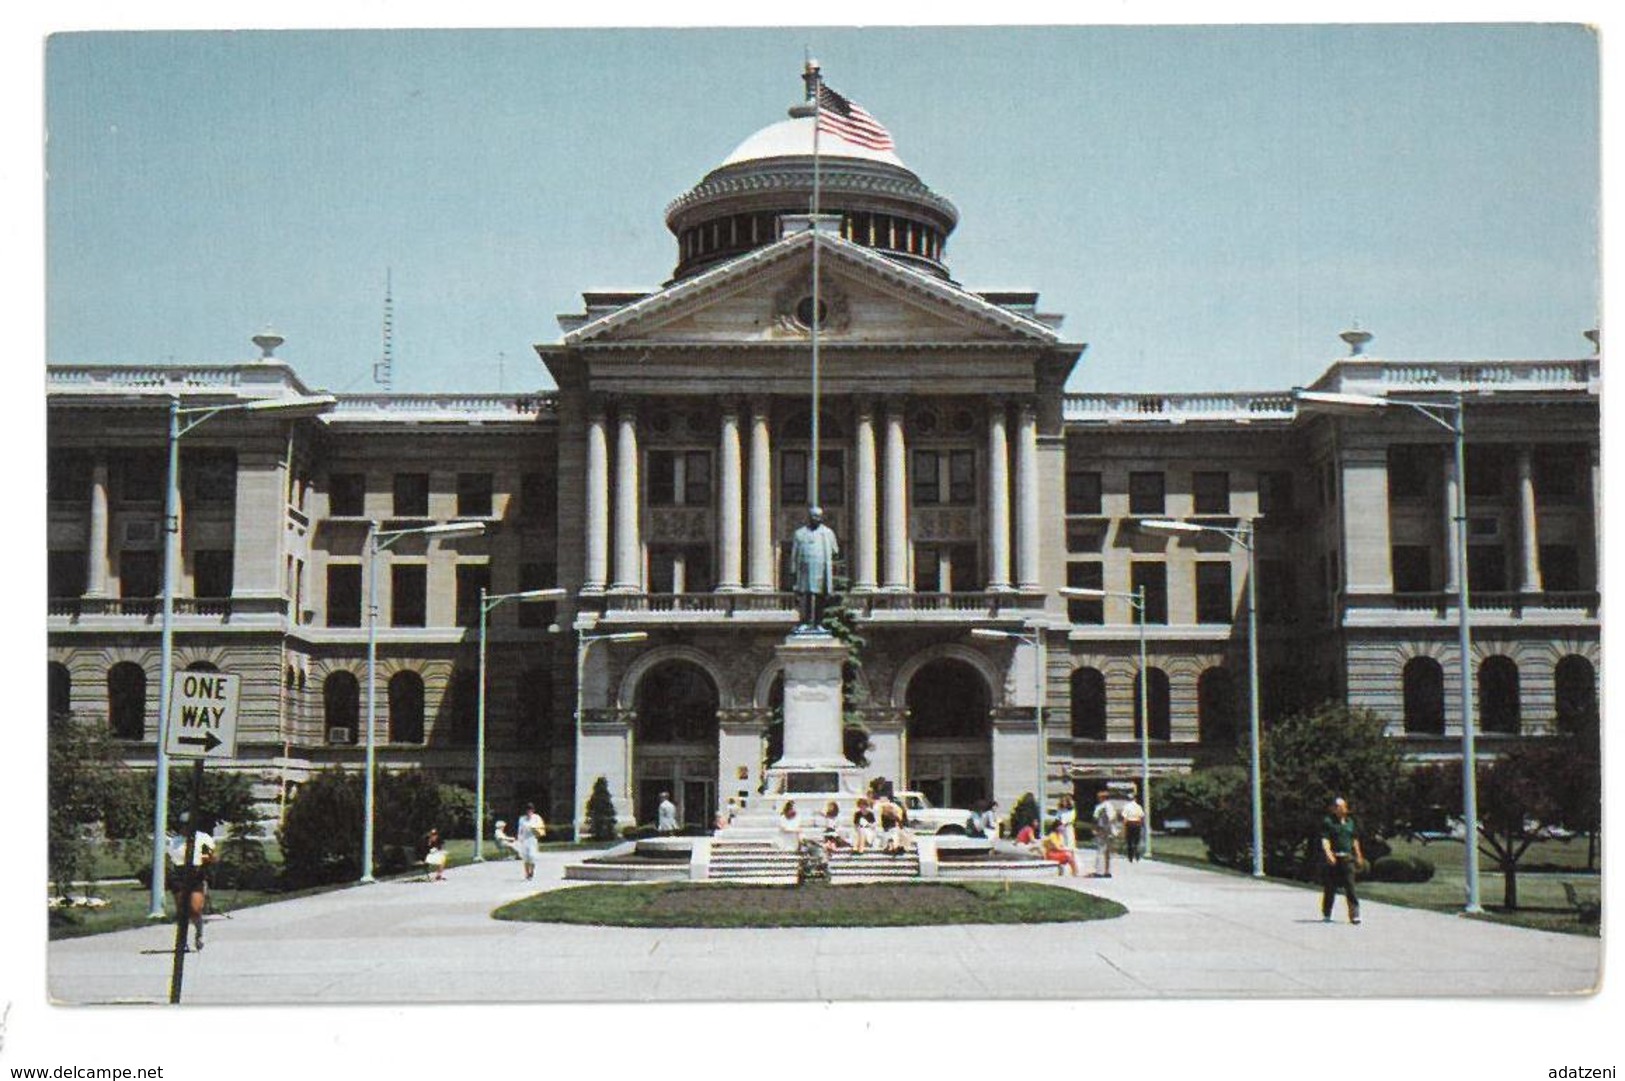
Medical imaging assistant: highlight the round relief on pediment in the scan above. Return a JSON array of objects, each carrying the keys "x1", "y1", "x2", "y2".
[{"x1": 772, "y1": 277, "x2": 851, "y2": 335}]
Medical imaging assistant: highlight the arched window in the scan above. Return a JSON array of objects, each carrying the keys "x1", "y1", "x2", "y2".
[
  {"x1": 635, "y1": 661, "x2": 719, "y2": 744},
  {"x1": 1198, "y1": 666, "x2": 1237, "y2": 745},
  {"x1": 1403, "y1": 657, "x2": 1445, "y2": 735},
  {"x1": 323, "y1": 671, "x2": 360, "y2": 744},
  {"x1": 517, "y1": 666, "x2": 552, "y2": 744},
  {"x1": 388, "y1": 671, "x2": 425, "y2": 744},
  {"x1": 442, "y1": 669, "x2": 479, "y2": 745},
  {"x1": 184, "y1": 660, "x2": 219, "y2": 673},
  {"x1": 905, "y1": 659, "x2": 991, "y2": 739},
  {"x1": 107, "y1": 662, "x2": 146, "y2": 739},
  {"x1": 1133, "y1": 668, "x2": 1172, "y2": 741},
  {"x1": 1478, "y1": 656, "x2": 1520, "y2": 735},
  {"x1": 284, "y1": 665, "x2": 296, "y2": 690},
  {"x1": 49, "y1": 662, "x2": 72, "y2": 718},
  {"x1": 1554, "y1": 655, "x2": 1597, "y2": 735},
  {"x1": 1070, "y1": 667, "x2": 1106, "y2": 740}
]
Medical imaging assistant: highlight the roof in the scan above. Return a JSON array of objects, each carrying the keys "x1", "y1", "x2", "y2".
[{"x1": 719, "y1": 116, "x2": 908, "y2": 171}]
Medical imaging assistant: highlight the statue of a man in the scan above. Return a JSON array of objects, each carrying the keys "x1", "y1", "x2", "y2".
[{"x1": 790, "y1": 506, "x2": 839, "y2": 630}]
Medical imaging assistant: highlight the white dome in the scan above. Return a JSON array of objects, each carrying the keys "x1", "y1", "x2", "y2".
[{"x1": 719, "y1": 115, "x2": 908, "y2": 170}]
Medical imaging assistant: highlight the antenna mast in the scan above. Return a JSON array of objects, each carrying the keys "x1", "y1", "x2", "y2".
[{"x1": 372, "y1": 269, "x2": 395, "y2": 392}]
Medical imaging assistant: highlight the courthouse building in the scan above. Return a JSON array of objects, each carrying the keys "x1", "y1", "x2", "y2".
[{"x1": 45, "y1": 85, "x2": 1601, "y2": 832}]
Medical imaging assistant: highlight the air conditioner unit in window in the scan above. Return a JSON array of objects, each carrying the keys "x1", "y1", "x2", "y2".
[
  {"x1": 1467, "y1": 517, "x2": 1503, "y2": 541},
  {"x1": 327, "y1": 727, "x2": 353, "y2": 745},
  {"x1": 121, "y1": 519, "x2": 161, "y2": 546}
]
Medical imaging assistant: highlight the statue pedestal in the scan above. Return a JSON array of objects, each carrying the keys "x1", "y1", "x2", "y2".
[{"x1": 758, "y1": 631, "x2": 865, "y2": 817}]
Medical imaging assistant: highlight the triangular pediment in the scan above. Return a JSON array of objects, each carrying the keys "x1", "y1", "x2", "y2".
[{"x1": 562, "y1": 232, "x2": 1059, "y2": 348}]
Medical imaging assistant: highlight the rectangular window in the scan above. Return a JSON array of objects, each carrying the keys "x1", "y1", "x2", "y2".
[
  {"x1": 684, "y1": 451, "x2": 712, "y2": 506},
  {"x1": 456, "y1": 473, "x2": 494, "y2": 518},
  {"x1": 1391, "y1": 545, "x2": 1433, "y2": 593},
  {"x1": 393, "y1": 473, "x2": 430, "y2": 517},
  {"x1": 520, "y1": 471, "x2": 555, "y2": 520},
  {"x1": 947, "y1": 450, "x2": 975, "y2": 506},
  {"x1": 47, "y1": 450, "x2": 92, "y2": 505},
  {"x1": 1192, "y1": 471, "x2": 1230, "y2": 515},
  {"x1": 1533, "y1": 447, "x2": 1584, "y2": 504},
  {"x1": 1065, "y1": 561, "x2": 1104, "y2": 625},
  {"x1": 391, "y1": 564, "x2": 427, "y2": 627},
  {"x1": 1467, "y1": 545, "x2": 1507, "y2": 593},
  {"x1": 1258, "y1": 558, "x2": 1297, "y2": 624},
  {"x1": 326, "y1": 564, "x2": 363, "y2": 627},
  {"x1": 1258, "y1": 471, "x2": 1295, "y2": 515},
  {"x1": 1128, "y1": 471, "x2": 1165, "y2": 516},
  {"x1": 193, "y1": 550, "x2": 234, "y2": 597},
  {"x1": 1065, "y1": 468, "x2": 1102, "y2": 515},
  {"x1": 911, "y1": 450, "x2": 940, "y2": 506},
  {"x1": 119, "y1": 550, "x2": 160, "y2": 598},
  {"x1": 780, "y1": 450, "x2": 808, "y2": 508},
  {"x1": 649, "y1": 546, "x2": 713, "y2": 594},
  {"x1": 517, "y1": 562, "x2": 558, "y2": 627},
  {"x1": 1130, "y1": 562, "x2": 1168, "y2": 624},
  {"x1": 648, "y1": 450, "x2": 678, "y2": 506},
  {"x1": 116, "y1": 452, "x2": 166, "y2": 506},
  {"x1": 817, "y1": 449, "x2": 844, "y2": 508},
  {"x1": 185, "y1": 450, "x2": 236, "y2": 506},
  {"x1": 1539, "y1": 544, "x2": 1582, "y2": 592},
  {"x1": 1195, "y1": 561, "x2": 1233, "y2": 623},
  {"x1": 328, "y1": 473, "x2": 366, "y2": 517},
  {"x1": 1388, "y1": 446, "x2": 1432, "y2": 501},
  {"x1": 455, "y1": 563, "x2": 492, "y2": 627},
  {"x1": 912, "y1": 545, "x2": 942, "y2": 592},
  {"x1": 47, "y1": 550, "x2": 87, "y2": 598}
]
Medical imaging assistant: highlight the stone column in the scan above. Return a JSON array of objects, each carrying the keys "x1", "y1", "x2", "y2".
[
  {"x1": 86, "y1": 455, "x2": 110, "y2": 597},
  {"x1": 882, "y1": 398, "x2": 909, "y2": 591},
  {"x1": 985, "y1": 399, "x2": 1012, "y2": 590},
  {"x1": 1517, "y1": 449, "x2": 1541, "y2": 593},
  {"x1": 717, "y1": 403, "x2": 743, "y2": 591},
  {"x1": 231, "y1": 451, "x2": 284, "y2": 598},
  {"x1": 747, "y1": 397, "x2": 775, "y2": 591},
  {"x1": 1443, "y1": 449, "x2": 1461, "y2": 593},
  {"x1": 1342, "y1": 447, "x2": 1394, "y2": 594},
  {"x1": 853, "y1": 397, "x2": 878, "y2": 591},
  {"x1": 584, "y1": 403, "x2": 609, "y2": 593},
  {"x1": 1014, "y1": 399, "x2": 1041, "y2": 590},
  {"x1": 610, "y1": 403, "x2": 642, "y2": 593},
  {"x1": 1590, "y1": 443, "x2": 1602, "y2": 588}
]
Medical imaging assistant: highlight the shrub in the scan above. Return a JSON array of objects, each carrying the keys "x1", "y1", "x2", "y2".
[
  {"x1": 1008, "y1": 792, "x2": 1039, "y2": 837},
  {"x1": 1153, "y1": 766, "x2": 1253, "y2": 870},
  {"x1": 621, "y1": 824, "x2": 657, "y2": 840},
  {"x1": 1366, "y1": 855, "x2": 1435, "y2": 883},
  {"x1": 585, "y1": 777, "x2": 618, "y2": 841},
  {"x1": 211, "y1": 837, "x2": 280, "y2": 891},
  {"x1": 435, "y1": 783, "x2": 479, "y2": 838},
  {"x1": 278, "y1": 768, "x2": 364, "y2": 886}
]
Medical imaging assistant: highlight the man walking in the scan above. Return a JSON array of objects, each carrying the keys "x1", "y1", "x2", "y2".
[
  {"x1": 1120, "y1": 788, "x2": 1146, "y2": 862},
  {"x1": 1320, "y1": 797, "x2": 1364, "y2": 924},
  {"x1": 1091, "y1": 790, "x2": 1116, "y2": 877}
]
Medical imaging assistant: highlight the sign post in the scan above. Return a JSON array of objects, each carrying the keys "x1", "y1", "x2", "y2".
[{"x1": 164, "y1": 671, "x2": 240, "y2": 1003}]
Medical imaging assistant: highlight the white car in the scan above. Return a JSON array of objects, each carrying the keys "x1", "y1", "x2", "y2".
[{"x1": 893, "y1": 791, "x2": 976, "y2": 835}]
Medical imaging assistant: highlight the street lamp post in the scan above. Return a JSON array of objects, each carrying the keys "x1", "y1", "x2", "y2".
[
  {"x1": 572, "y1": 630, "x2": 649, "y2": 839},
  {"x1": 474, "y1": 586, "x2": 567, "y2": 860},
  {"x1": 1295, "y1": 388, "x2": 1482, "y2": 913},
  {"x1": 146, "y1": 393, "x2": 336, "y2": 918},
  {"x1": 1142, "y1": 517, "x2": 1265, "y2": 878},
  {"x1": 1059, "y1": 585, "x2": 1151, "y2": 857},
  {"x1": 361, "y1": 520, "x2": 487, "y2": 884},
  {"x1": 971, "y1": 627, "x2": 1046, "y2": 832}
]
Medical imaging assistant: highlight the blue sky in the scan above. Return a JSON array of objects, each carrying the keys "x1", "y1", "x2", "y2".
[{"x1": 45, "y1": 25, "x2": 1599, "y2": 394}]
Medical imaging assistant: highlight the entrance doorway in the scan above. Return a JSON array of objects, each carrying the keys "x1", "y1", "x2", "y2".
[
  {"x1": 904, "y1": 657, "x2": 991, "y2": 808},
  {"x1": 633, "y1": 659, "x2": 719, "y2": 828}
]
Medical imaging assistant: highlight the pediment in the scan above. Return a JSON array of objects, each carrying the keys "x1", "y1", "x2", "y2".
[{"x1": 563, "y1": 233, "x2": 1058, "y2": 348}]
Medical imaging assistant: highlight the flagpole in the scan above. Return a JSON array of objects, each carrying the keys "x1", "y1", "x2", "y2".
[{"x1": 809, "y1": 61, "x2": 822, "y2": 515}]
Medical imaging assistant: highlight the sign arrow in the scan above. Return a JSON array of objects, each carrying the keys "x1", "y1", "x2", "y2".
[{"x1": 178, "y1": 731, "x2": 223, "y2": 753}]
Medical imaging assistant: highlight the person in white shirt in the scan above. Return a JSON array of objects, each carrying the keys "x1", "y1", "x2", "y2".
[
  {"x1": 776, "y1": 801, "x2": 803, "y2": 852},
  {"x1": 515, "y1": 803, "x2": 547, "y2": 880},
  {"x1": 1091, "y1": 790, "x2": 1118, "y2": 877},
  {"x1": 167, "y1": 821, "x2": 216, "y2": 951},
  {"x1": 657, "y1": 792, "x2": 679, "y2": 835},
  {"x1": 1120, "y1": 793, "x2": 1147, "y2": 862}
]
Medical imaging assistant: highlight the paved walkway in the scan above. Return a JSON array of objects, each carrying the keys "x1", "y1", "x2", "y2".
[{"x1": 48, "y1": 852, "x2": 1601, "y2": 1004}]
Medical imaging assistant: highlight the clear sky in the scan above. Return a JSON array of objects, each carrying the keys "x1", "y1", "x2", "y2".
[{"x1": 45, "y1": 25, "x2": 1597, "y2": 395}]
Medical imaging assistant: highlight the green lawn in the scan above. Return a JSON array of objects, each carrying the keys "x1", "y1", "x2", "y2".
[
  {"x1": 1149, "y1": 833, "x2": 1600, "y2": 937},
  {"x1": 494, "y1": 880, "x2": 1126, "y2": 928}
]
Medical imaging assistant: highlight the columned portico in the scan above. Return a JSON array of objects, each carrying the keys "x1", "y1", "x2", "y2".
[
  {"x1": 584, "y1": 403, "x2": 610, "y2": 592},
  {"x1": 853, "y1": 397, "x2": 879, "y2": 591},
  {"x1": 747, "y1": 397, "x2": 774, "y2": 591},
  {"x1": 611, "y1": 402, "x2": 642, "y2": 593},
  {"x1": 718, "y1": 402, "x2": 744, "y2": 591},
  {"x1": 882, "y1": 398, "x2": 909, "y2": 590},
  {"x1": 986, "y1": 399, "x2": 1011, "y2": 590},
  {"x1": 1517, "y1": 449, "x2": 1541, "y2": 592},
  {"x1": 1014, "y1": 400, "x2": 1041, "y2": 590}
]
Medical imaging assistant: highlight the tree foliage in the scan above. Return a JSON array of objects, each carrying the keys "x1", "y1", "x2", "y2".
[
  {"x1": 47, "y1": 712, "x2": 123, "y2": 899},
  {"x1": 585, "y1": 775, "x2": 618, "y2": 841},
  {"x1": 278, "y1": 768, "x2": 364, "y2": 886}
]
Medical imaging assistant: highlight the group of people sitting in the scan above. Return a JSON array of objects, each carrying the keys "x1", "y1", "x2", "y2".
[{"x1": 775, "y1": 791, "x2": 915, "y2": 858}]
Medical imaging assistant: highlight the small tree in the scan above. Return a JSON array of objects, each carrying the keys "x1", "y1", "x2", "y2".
[
  {"x1": 47, "y1": 712, "x2": 122, "y2": 900},
  {"x1": 585, "y1": 776, "x2": 618, "y2": 841},
  {"x1": 1155, "y1": 766, "x2": 1252, "y2": 868},
  {"x1": 278, "y1": 768, "x2": 364, "y2": 886},
  {"x1": 1008, "y1": 792, "x2": 1040, "y2": 837}
]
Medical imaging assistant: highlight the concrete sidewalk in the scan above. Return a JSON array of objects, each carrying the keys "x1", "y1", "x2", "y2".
[{"x1": 47, "y1": 852, "x2": 1601, "y2": 1004}]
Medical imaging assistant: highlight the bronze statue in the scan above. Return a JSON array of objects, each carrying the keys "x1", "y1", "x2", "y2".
[{"x1": 790, "y1": 506, "x2": 839, "y2": 629}]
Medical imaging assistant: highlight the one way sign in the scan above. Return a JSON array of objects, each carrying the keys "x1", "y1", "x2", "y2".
[{"x1": 165, "y1": 671, "x2": 242, "y2": 760}]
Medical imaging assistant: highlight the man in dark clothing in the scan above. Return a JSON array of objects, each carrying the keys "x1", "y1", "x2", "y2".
[{"x1": 1320, "y1": 797, "x2": 1364, "y2": 924}]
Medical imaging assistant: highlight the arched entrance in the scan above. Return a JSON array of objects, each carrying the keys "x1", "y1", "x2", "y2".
[
  {"x1": 904, "y1": 657, "x2": 990, "y2": 809},
  {"x1": 633, "y1": 659, "x2": 719, "y2": 831}
]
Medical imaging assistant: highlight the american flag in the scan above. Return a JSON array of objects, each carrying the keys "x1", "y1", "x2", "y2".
[{"x1": 815, "y1": 84, "x2": 895, "y2": 152}]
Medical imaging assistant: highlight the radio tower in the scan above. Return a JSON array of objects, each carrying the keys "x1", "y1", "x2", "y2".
[{"x1": 372, "y1": 269, "x2": 395, "y2": 391}]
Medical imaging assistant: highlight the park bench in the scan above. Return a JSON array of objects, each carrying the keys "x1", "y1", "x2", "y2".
[{"x1": 1561, "y1": 881, "x2": 1600, "y2": 924}]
